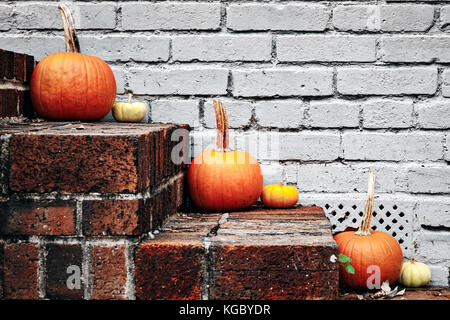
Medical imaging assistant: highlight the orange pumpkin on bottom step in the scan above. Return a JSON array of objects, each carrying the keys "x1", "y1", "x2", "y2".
[
  {"x1": 187, "y1": 101, "x2": 263, "y2": 211},
  {"x1": 333, "y1": 171, "x2": 403, "y2": 289}
]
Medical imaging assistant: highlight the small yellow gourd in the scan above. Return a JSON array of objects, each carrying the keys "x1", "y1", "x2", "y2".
[
  {"x1": 112, "y1": 93, "x2": 147, "y2": 122},
  {"x1": 262, "y1": 182, "x2": 299, "y2": 208},
  {"x1": 398, "y1": 259, "x2": 431, "y2": 288}
]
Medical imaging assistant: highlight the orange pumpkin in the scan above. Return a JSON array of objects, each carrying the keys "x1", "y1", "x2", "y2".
[
  {"x1": 262, "y1": 182, "x2": 299, "y2": 208},
  {"x1": 30, "y1": 4, "x2": 116, "y2": 120},
  {"x1": 187, "y1": 101, "x2": 263, "y2": 211},
  {"x1": 333, "y1": 171, "x2": 403, "y2": 289}
]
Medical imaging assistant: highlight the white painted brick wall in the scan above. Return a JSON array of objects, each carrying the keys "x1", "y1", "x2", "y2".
[
  {"x1": 342, "y1": 132, "x2": 443, "y2": 161},
  {"x1": 416, "y1": 100, "x2": 450, "y2": 129},
  {"x1": 381, "y1": 36, "x2": 450, "y2": 63},
  {"x1": 227, "y1": 4, "x2": 329, "y2": 31},
  {"x1": 1, "y1": 0, "x2": 449, "y2": 286},
  {"x1": 122, "y1": 2, "x2": 221, "y2": 31},
  {"x1": 337, "y1": 67, "x2": 438, "y2": 95},
  {"x1": 233, "y1": 68, "x2": 333, "y2": 97},
  {"x1": 362, "y1": 99, "x2": 413, "y2": 129},
  {"x1": 172, "y1": 35, "x2": 272, "y2": 62},
  {"x1": 308, "y1": 100, "x2": 360, "y2": 128},
  {"x1": 332, "y1": 5, "x2": 434, "y2": 32},
  {"x1": 254, "y1": 100, "x2": 306, "y2": 129},
  {"x1": 277, "y1": 35, "x2": 376, "y2": 62}
]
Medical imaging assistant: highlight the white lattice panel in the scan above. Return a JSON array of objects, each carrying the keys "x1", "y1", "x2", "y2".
[{"x1": 300, "y1": 194, "x2": 415, "y2": 258}]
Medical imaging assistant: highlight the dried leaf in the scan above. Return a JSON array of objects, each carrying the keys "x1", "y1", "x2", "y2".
[{"x1": 381, "y1": 280, "x2": 391, "y2": 293}]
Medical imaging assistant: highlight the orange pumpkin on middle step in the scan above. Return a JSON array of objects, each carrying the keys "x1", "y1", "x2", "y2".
[{"x1": 187, "y1": 101, "x2": 263, "y2": 211}]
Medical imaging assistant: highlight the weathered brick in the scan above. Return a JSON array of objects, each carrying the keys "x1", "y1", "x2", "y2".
[
  {"x1": 381, "y1": 36, "x2": 450, "y2": 63},
  {"x1": 333, "y1": 5, "x2": 434, "y2": 32},
  {"x1": 232, "y1": 68, "x2": 333, "y2": 97},
  {"x1": 90, "y1": 245, "x2": 127, "y2": 300},
  {"x1": 129, "y1": 68, "x2": 228, "y2": 96},
  {"x1": 122, "y1": 3, "x2": 221, "y2": 31},
  {"x1": 429, "y1": 265, "x2": 450, "y2": 286},
  {"x1": 82, "y1": 200, "x2": 148, "y2": 236},
  {"x1": 416, "y1": 100, "x2": 450, "y2": 129},
  {"x1": 7, "y1": 123, "x2": 178, "y2": 193},
  {"x1": 135, "y1": 242, "x2": 204, "y2": 300},
  {"x1": 151, "y1": 100, "x2": 199, "y2": 128},
  {"x1": 210, "y1": 269, "x2": 338, "y2": 300},
  {"x1": 204, "y1": 99, "x2": 253, "y2": 129},
  {"x1": 342, "y1": 132, "x2": 443, "y2": 161},
  {"x1": 0, "y1": 89, "x2": 25, "y2": 118},
  {"x1": 111, "y1": 67, "x2": 126, "y2": 95},
  {"x1": 172, "y1": 35, "x2": 272, "y2": 62},
  {"x1": 46, "y1": 243, "x2": 83, "y2": 299},
  {"x1": 0, "y1": 4, "x2": 12, "y2": 31},
  {"x1": 407, "y1": 166, "x2": 450, "y2": 194},
  {"x1": 446, "y1": 135, "x2": 450, "y2": 161},
  {"x1": 0, "y1": 49, "x2": 14, "y2": 79},
  {"x1": 297, "y1": 163, "x2": 406, "y2": 193},
  {"x1": 209, "y1": 208, "x2": 338, "y2": 300},
  {"x1": 25, "y1": 54, "x2": 35, "y2": 82},
  {"x1": 227, "y1": 4, "x2": 329, "y2": 31},
  {"x1": 278, "y1": 132, "x2": 341, "y2": 161},
  {"x1": 440, "y1": 6, "x2": 450, "y2": 30},
  {"x1": 416, "y1": 231, "x2": 450, "y2": 264},
  {"x1": 13, "y1": 52, "x2": 25, "y2": 81},
  {"x1": 362, "y1": 99, "x2": 413, "y2": 128},
  {"x1": 15, "y1": 3, "x2": 116, "y2": 30},
  {"x1": 2, "y1": 243, "x2": 39, "y2": 299},
  {"x1": 79, "y1": 36, "x2": 170, "y2": 62},
  {"x1": 260, "y1": 163, "x2": 284, "y2": 187},
  {"x1": 415, "y1": 198, "x2": 450, "y2": 228},
  {"x1": 255, "y1": 100, "x2": 305, "y2": 129},
  {"x1": 278, "y1": 36, "x2": 376, "y2": 62},
  {"x1": 308, "y1": 100, "x2": 360, "y2": 128},
  {"x1": 0, "y1": 200, "x2": 75, "y2": 236},
  {"x1": 0, "y1": 36, "x2": 64, "y2": 61},
  {"x1": 337, "y1": 67, "x2": 437, "y2": 95},
  {"x1": 9, "y1": 134, "x2": 139, "y2": 193},
  {"x1": 0, "y1": 244, "x2": 2, "y2": 299},
  {"x1": 442, "y1": 70, "x2": 450, "y2": 98}
]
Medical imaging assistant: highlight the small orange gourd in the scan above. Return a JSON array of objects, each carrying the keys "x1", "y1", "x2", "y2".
[
  {"x1": 187, "y1": 101, "x2": 263, "y2": 211},
  {"x1": 262, "y1": 182, "x2": 299, "y2": 208}
]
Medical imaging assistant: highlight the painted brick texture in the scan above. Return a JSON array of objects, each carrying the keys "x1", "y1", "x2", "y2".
[{"x1": 0, "y1": 0, "x2": 449, "y2": 287}]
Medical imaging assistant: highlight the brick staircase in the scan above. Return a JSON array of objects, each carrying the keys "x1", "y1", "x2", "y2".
[
  {"x1": 136, "y1": 206, "x2": 339, "y2": 300},
  {"x1": 0, "y1": 48, "x2": 339, "y2": 300}
]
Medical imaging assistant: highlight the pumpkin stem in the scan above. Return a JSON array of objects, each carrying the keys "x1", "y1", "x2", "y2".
[
  {"x1": 128, "y1": 93, "x2": 133, "y2": 104},
  {"x1": 213, "y1": 100, "x2": 229, "y2": 151},
  {"x1": 58, "y1": 4, "x2": 80, "y2": 53},
  {"x1": 355, "y1": 170, "x2": 376, "y2": 236}
]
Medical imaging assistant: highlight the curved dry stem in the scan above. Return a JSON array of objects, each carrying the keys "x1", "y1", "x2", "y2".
[
  {"x1": 58, "y1": 4, "x2": 80, "y2": 53},
  {"x1": 213, "y1": 100, "x2": 229, "y2": 151},
  {"x1": 355, "y1": 170, "x2": 376, "y2": 236}
]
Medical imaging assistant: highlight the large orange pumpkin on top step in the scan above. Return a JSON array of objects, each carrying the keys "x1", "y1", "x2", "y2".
[
  {"x1": 30, "y1": 4, "x2": 116, "y2": 121},
  {"x1": 334, "y1": 171, "x2": 403, "y2": 289},
  {"x1": 187, "y1": 101, "x2": 263, "y2": 211}
]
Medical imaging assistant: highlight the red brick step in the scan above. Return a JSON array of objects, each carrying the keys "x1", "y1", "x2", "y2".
[{"x1": 135, "y1": 205, "x2": 339, "y2": 300}]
